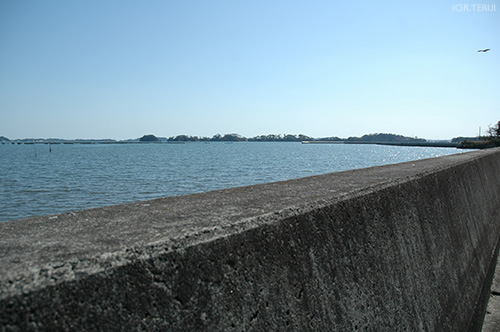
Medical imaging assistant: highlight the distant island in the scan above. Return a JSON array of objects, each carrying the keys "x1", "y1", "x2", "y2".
[
  {"x1": 0, "y1": 133, "x2": 458, "y2": 149},
  {"x1": 1, "y1": 133, "x2": 427, "y2": 144},
  {"x1": 2, "y1": 123, "x2": 500, "y2": 149}
]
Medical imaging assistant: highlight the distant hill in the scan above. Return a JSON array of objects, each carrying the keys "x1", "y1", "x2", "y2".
[
  {"x1": 139, "y1": 134, "x2": 159, "y2": 142},
  {"x1": 0, "y1": 136, "x2": 10, "y2": 142}
]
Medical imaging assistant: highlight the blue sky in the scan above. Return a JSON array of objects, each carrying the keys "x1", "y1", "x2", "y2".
[{"x1": 1, "y1": 0, "x2": 499, "y2": 140}]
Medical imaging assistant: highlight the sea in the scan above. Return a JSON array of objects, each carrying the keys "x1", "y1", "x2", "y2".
[{"x1": 0, "y1": 142, "x2": 469, "y2": 222}]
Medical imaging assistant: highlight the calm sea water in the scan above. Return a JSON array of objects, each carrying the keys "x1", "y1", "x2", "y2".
[{"x1": 0, "y1": 142, "x2": 467, "y2": 222}]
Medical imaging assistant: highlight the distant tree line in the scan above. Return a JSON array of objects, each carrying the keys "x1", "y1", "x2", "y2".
[
  {"x1": 345, "y1": 133, "x2": 425, "y2": 143},
  {"x1": 161, "y1": 132, "x2": 426, "y2": 143},
  {"x1": 451, "y1": 137, "x2": 481, "y2": 143},
  {"x1": 166, "y1": 133, "x2": 246, "y2": 142},
  {"x1": 165, "y1": 133, "x2": 316, "y2": 142},
  {"x1": 1, "y1": 132, "x2": 437, "y2": 144},
  {"x1": 248, "y1": 134, "x2": 315, "y2": 142}
]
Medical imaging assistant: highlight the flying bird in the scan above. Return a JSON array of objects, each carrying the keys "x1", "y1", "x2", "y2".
[{"x1": 478, "y1": 49, "x2": 490, "y2": 52}]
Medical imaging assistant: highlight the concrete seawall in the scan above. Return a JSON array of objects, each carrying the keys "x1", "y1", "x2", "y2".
[{"x1": 1, "y1": 148, "x2": 500, "y2": 331}]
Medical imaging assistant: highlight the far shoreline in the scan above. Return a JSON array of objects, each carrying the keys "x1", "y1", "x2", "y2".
[{"x1": 2, "y1": 140, "x2": 465, "y2": 149}]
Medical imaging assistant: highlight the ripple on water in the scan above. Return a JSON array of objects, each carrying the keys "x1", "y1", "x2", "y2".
[{"x1": 0, "y1": 143, "x2": 467, "y2": 222}]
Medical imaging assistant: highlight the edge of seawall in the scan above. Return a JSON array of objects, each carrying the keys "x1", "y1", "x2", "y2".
[{"x1": 1, "y1": 148, "x2": 500, "y2": 331}]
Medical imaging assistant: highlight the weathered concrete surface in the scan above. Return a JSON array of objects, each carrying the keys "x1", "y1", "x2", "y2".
[
  {"x1": 482, "y1": 254, "x2": 500, "y2": 331},
  {"x1": 1, "y1": 148, "x2": 500, "y2": 331}
]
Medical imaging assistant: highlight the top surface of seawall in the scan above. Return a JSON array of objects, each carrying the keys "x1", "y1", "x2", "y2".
[{"x1": 1, "y1": 148, "x2": 499, "y2": 298}]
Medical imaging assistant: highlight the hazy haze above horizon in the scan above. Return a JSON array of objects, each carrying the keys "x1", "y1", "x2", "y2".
[{"x1": 1, "y1": 0, "x2": 499, "y2": 140}]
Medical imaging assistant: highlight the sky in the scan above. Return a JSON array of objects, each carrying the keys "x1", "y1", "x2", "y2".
[{"x1": 0, "y1": 0, "x2": 499, "y2": 140}]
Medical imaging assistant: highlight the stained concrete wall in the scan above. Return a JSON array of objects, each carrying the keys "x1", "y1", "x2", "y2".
[{"x1": 1, "y1": 148, "x2": 500, "y2": 331}]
